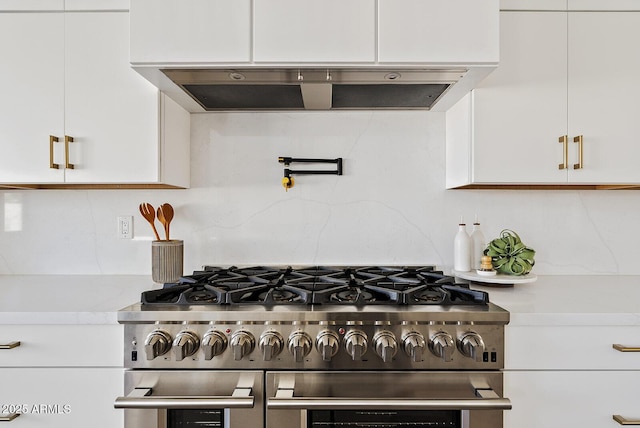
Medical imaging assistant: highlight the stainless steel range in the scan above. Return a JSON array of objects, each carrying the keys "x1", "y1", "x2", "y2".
[{"x1": 115, "y1": 266, "x2": 511, "y2": 428}]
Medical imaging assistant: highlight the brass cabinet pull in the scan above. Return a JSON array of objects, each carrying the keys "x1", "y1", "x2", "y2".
[
  {"x1": 573, "y1": 135, "x2": 583, "y2": 169},
  {"x1": 613, "y1": 344, "x2": 640, "y2": 352},
  {"x1": 49, "y1": 135, "x2": 60, "y2": 169},
  {"x1": 0, "y1": 412, "x2": 20, "y2": 422},
  {"x1": 0, "y1": 341, "x2": 20, "y2": 350},
  {"x1": 614, "y1": 415, "x2": 640, "y2": 425},
  {"x1": 558, "y1": 135, "x2": 568, "y2": 170},
  {"x1": 64, "y1": 135, "x2": 75, "y2": 169}
]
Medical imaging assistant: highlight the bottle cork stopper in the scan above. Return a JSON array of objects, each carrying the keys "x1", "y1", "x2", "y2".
[{"x1": 480, "y1": 255, "x2": 494, "y2": 271}]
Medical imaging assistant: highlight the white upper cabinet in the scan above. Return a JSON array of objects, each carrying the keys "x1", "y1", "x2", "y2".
[
  {"x1": 0, "y1": 0, "x2": 62, "y2": 10},
  {"x1": 0, "y1": 13, "x2": 65, "y2": 183},
  {"x1": 130, "y1": 0, "x2": 251, "y2": 64},
  {"x1": 566, "y1": 12, "x2": 640, "y2": 184},
  {"x1": 568, "y1": 0, "x2": 640, "y2": 10},
  {"x1": 0, "y1": 10, "x2": 189, "y2": 188},
  {"x1": 0, "y1": 0, "x2": 129, "y2": 11},
  {"x1": 447, "y1": 12, "x2": 568, "y2": 187},
  {"x1": 501, "y1": 0, "x2": 640, "y2": 11},
  {"x1": 253, "y1": 0, "x2": 375, "y2": 63},
  {"x1": 378, "y1": 0, "x2": 499, "y2": 64},
  {"x1": 446, "y1": 9, "x2": 640, "y2": 188},
  {"x1": 64, "y1": 12, "x2": 160, "y2": 184}
]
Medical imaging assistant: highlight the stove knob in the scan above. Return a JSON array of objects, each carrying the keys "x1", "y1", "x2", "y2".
[
  {"x1": 201, "y1": 330, "x2": 228, "y2": 360},
  {"x1": 402, "y1": 331, "x2": 426, "y2": 362},
  {"x1": 373, "y1": 330, "x2": 397, "y2": 363},
  {"x1": 458, "y1": 332, "x2": 485, "y2": 362},
  {"x1": 315, "y1": 330, "x2": 340, "y2": 362},
  {"x1": 144, "y1": 329, "x2": 172, "y2": 360},
  {"x1": 230, "y1": 330, "x2": 255, "y2": 361},
  {"x1": 429, "y1": 332, "x2": 455, "y2": 362},
  {"x1": 288, "y1": 331, "x2": 312, "y2": 363},
  {"x1": 259, "y1": 330, "x2": 284, "y2": 361},
  {"x1": 344, "y1": 330, "x2": 368, "y2": 361},
  {"x1": 172, "y1": 330, "x2": 200, "y2": 361}
]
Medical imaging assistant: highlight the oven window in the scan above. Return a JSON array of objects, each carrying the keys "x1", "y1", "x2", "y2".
[
  {"x1": 167, "y1": 409, "x2": 224, "y2": 428},
  {"x1": 308, "y1": 410, "x2": 460, "y2": 428}
]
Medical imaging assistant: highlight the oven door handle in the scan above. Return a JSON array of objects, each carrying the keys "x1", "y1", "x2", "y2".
[
  {"x1": 267, "y1": 397, "x2": 511, "y2": 411},
  {"x1": 114, "y1": 387, "x2": 255, "y2": 409}
]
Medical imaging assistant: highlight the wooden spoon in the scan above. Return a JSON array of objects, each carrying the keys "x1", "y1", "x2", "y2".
[
  {"x1": 139, "y1": 202, "x2": 161, "y2": 241},
  {"x1": 157, "y1": 203, "x2": 174, "y2": 241}
]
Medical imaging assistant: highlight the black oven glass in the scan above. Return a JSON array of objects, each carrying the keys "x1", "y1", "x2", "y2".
[
  {"x1": 308, "y1": 409, "x2": 460, "y2": 428},
  {"x1": 167, "y1": 409, "x2": 224, "y2": 428}
]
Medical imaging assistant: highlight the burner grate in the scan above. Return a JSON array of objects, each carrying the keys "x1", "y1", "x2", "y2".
[{"x1": 140, "y1": 265, "x2": 488, "y2": 307}]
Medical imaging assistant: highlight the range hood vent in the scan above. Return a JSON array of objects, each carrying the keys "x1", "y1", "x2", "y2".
[{"x1": 162, "y1": 69, "x2": 465, "y2": 111}]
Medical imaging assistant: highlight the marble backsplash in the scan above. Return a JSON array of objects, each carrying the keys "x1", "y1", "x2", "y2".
[{"x1": 0, "y1": 111, "x2": 638, "y2": 276}]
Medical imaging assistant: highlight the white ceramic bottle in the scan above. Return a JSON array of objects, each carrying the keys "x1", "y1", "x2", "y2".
[
  {"x1": 470, "y1": 218, "x2": 486, "y2": 270},
  {"x1": 453, "y1": 219, "x2": 471, "y2": 272}
]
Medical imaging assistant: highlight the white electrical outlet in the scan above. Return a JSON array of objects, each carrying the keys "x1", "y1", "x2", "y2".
[{"x1": 118, "y1": 216, "x2": 133, "y2": 239}]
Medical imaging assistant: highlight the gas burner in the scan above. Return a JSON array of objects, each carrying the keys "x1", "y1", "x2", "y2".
[
  {"x1": 185, "y1": 289, "x2": 222, "y2": 304},
  {"x1": 410, "y1": 289, "x2": 443, "y2": 303},
  {"x1": 332, "y1": 288, "x2": 375, "y2": 304},
  {"x1": 258, "y1": 288, "x2": 300, "y2": 303}
]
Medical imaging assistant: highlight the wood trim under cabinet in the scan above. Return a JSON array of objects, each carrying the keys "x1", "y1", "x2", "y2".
[
  {"x1": 0, "y1": 183, "x2": 186, "y2": 190},
  {"x1": 449, "y1": 184, "x2": 640, "y2": 190}
]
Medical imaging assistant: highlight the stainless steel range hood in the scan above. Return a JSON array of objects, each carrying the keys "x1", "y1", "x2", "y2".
[{"x1": 161, "y1": 68, "x2": 467, "y2": 111}]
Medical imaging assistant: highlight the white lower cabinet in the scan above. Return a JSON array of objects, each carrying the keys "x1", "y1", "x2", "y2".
[
  {"x1": 0, "y1": 325, "x2": 123, "y2": 427},
  {"x1": 505, "y1": 371, "x2": 640, "y2": 427},
  {"x1": 0, "y1": 368, "x2": 123, "y2": 427},
  {"x1": 504, "y1": 325, "x2": 640, "y2": 427}
]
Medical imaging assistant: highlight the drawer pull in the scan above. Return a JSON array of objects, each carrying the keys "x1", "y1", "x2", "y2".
[
  {"x1": 573, "y1": 135, "x2": 583, "y2": 169},
  {"x1": 614, "y1": 415, "x2": 640, "y2": 425},
  {"x1": 64, "y1": 135, "x2": 75, "y2": 169},
  {"x1": 613, "y1": 344, "x2": 640, "y2": 352},
  {"x1": 558, "y1": 135, "x2": 568, "y2": 170},
  {"x1": 49, "y1": 135, "x2": 60, "y2": 169},
  {"x1": 0, "y1": 341, "x2": 20, "y2": 350},
  {"x1": 0, "y1": 412, "x2": 20, "y2": 422}
]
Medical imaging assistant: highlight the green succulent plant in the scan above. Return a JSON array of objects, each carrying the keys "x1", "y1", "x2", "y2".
[{"x1": 484, "y1": 229, "x2": 535, "y2": 275}]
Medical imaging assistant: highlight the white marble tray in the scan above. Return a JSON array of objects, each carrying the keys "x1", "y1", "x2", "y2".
[{"x1": 452, "y1": 270, "x2": 537, "y2": 286}]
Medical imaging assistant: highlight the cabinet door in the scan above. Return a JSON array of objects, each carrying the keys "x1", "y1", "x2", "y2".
[
  {"x1": 504, "y1": 371, "x2": 640, "y2": 428},
  {"x1": 567, "y1": 12, "x2": 640, "y2": 184},
  {"x1": 0, "y1": 13, "x2": 65, "y2": 183},
  {"x1": 0, "y1": 0, "x2": 62, "y2": 10},
  {"x1": 130, "y1": 0, "x2": 251, "y2": 64},
  {"x1": 254, "y1": 0, "x2": 375, "y2": 63},
  {"x1": 65, "y1": 0, "x2": 129, "y2": 10},
  {"x1": 64, "y1": 12, "x2": 160, "y2": 183},
  {"x1": 0, "y1": 368, "x2": 122, "y2": 428},
  {"x1": 378, "y1": 0, "x2": 498, "y2": 64},
  {"x1": 0, "y1": 325, "x2": 122, "y2": 367},
  {"x1": 472, "y1": 12, "x2": 568, "y2": 184}
]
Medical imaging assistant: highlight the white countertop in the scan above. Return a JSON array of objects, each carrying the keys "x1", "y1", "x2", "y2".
[
  {"x1": 0, "y1": 275, "x2": 156, "y2": 324},
  {"x1": 471, "y1": 275, "x2": 640, "y2": 326},
  {"x1": 1, "y1": 275, "x2": 639, "y2": 326}
]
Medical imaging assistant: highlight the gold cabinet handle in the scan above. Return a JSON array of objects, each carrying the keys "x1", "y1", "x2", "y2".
[
  {"x1": 0, "y1": 412, "x2": 20, "y2": 422},
  {"x1": 613, "y1": 344, "x2": 640, "y2": 352},
  {"x1": 0, "y1": 341, "x2": 20, "y2": 350},
  {"x1": 49, "y1": 135, "x2": 60, "y2": 169},
  {"x1": 558, "y1": 135, "x2": 568, "y2": 170},
  {"x1": 573, "y1": 135, "x2": 583, "y2": 169},
  {"x1": 614, "y1": 415, "x2": 640, "y2": 425},
  {"x1": 64, "y1": 135, "x2": 75, "y2": 169}
]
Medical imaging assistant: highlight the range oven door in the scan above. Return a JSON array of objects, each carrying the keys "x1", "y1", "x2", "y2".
[
  {"x1": 115, "y1": 370, "x2": 263, "y2": 428},
  {"x1": 266, "y1": 371, "x2": 510, "y2": 428}
]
